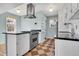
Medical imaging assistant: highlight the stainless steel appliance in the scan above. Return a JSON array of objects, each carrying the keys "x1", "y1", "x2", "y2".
[
  {"x1": 30, "y1": 30, "x2": 38, "y2": 49},
  {"x1": 24, "y1": 3, "x2": 36, "y2": 18}
]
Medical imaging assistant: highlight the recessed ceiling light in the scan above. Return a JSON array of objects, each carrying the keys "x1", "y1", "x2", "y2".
[
  {"x1": 49, "y1": 8, "x2": 53, "y2": 12},
  {"x1": 16, "y1": 9, "x2": 21, "y2": 13}
]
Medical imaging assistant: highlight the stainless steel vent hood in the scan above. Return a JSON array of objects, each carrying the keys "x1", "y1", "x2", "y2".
[
  {"x1": 24, "y1": 3, "x2": 36, "y2": 19},
  {"x1": 70, "y1": 9, "x2": 79, "y2": 19}
]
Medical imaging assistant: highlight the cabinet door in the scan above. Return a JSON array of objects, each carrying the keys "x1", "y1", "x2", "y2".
[
  {"x1": 55, "y1": 39, "x2": 79, "y2": 56},
  {"x1": 7, "y1": 35, "x2": 17, "y2": 56},
  {"x1": 71, "y1": 3, "x2": 77, "y2": 12},
  {"x1": 17, "y1": 34, "x2": 30, "y2": 56}
]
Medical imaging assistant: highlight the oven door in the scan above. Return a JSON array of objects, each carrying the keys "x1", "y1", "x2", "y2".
[{"x1": 30, "y1": 33, "x2": 38, "y2": 49}]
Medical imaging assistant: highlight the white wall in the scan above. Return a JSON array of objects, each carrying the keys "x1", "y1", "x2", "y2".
[
  {"x1": 21, "y1": 17, "x2": 33, "y2": 31},
  {"x1": 21, "y1": 12, "x2": 44, "y2": 31},
  {"x1": 69, "y1": 19, "x2": 79, "y2": 38},
  {"x1": 21, "y1": 12, "x2": 47, "y2": 43},
  {"x1": 70, "y1": 20, "x2": 79, "y2": 32},
  {"x1": 58, "y1": 6, "x2": 69, "y2": 32},
  {"x1": 0, "y1": 12, "x2": 21, "y2": 44}
]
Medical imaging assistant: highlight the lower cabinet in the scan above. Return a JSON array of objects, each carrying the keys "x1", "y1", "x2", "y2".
[
  {"x1": 17, "y1": 34, "x2": 30, "y2": 56},
  {"x1": 6, "y1": 34, "x2": 17, "y2": 56},
  {"x1": 55, "y1": 39, "x2": 79, "y2": 56},
  {"x1": 6, "y1": 34, "x2": 30, "y2": 56}
]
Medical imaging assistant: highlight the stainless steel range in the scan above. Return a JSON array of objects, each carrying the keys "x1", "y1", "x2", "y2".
[{"x1": 30, "y1": 30, "x2": 39, "y2": 49}]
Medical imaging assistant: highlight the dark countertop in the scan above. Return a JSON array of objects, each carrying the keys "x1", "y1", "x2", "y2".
[
  {"x1": 59, "y1": 31, "x2": 71, "y2": 33},
  {"x1": 55, "y1": 37, "x2": 79, "y2": 41},
  {"x1": 31, "y1": 30, "x2": 41, "y2": 32},
  {"x1": 3, "y1": 30, "x2": 41, "y2": 35},
  {"x1": 3, "y1": 31, "x2": 30, "y2": 35}
]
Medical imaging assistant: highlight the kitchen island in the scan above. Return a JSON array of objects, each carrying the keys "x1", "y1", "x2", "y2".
[
  {"x1": 3, "y1": 30, "x2": 41, "y2": 56},
  {"x1": 55, "y1": 35, "x2": 79, "y2": 56}
]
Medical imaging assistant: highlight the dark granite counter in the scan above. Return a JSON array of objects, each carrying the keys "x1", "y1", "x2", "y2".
[
  {"x1": 3, "y1": 30, "x2": 41, "y2": 35},
  {"x1": 55, "y1": 37, "x2": 79, "y2": 41}
]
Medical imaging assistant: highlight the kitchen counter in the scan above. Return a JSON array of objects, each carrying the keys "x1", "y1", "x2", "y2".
[
  {"x1": 3, "y1": 31, "x2": 30, "y2": 35},
  {"x1": 3, "y1": 30, "x2": 41, "y2": 35},
  {"x1": 55, "y1": 37, "x2": 79, "y2": 41},
  {"x1": 59, "y1": 31, "x2": 71, "y2": 33},
  {"x1": 55, "y1": 38, "x2": 79, "y2": 56},
  {"x1": 3, "y1": 29, "x2": 41, "y2": 56}
]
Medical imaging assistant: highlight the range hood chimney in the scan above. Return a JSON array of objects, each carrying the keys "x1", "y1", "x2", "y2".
[{"x1": 24, "y1": 3, "x2": 36, "y2": 19}]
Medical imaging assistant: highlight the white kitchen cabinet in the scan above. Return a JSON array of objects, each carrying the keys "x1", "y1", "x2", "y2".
[
  {"x1": 38, "y1": 32, "x2": 42, "y2": 43},
  {"x1": 6, "y1": 33, "x2": 30, "y2": 56},
  {"x1": 55, "y1": 39, "x2": 79, "y2": 56},
  {"x1": 6, "y1": 34, "x2": 17, "y2": 56},
  {"x1": 17, "y1": 34, "x2": 30, "y2": 56}
]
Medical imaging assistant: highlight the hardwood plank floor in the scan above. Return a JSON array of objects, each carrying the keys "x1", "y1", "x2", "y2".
[
  {"x1": 0, "y1": 44, "x2": 6, "y2": 56},
  {"x1": 24, "y1": 38, "x2": 55, "y2": 56}
]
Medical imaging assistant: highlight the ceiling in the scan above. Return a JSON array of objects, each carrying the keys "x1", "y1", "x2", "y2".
[
  {"x1": 0, "y1": 3, "x2": 64, "y2": 17},
  {"x1": 0, "y1": 3, "x2": 23, "y2": 14}
]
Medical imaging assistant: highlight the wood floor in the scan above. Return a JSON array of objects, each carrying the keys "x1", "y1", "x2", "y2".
[
  {"x1": 24, "y1": 39, "x2": 55, "y2": 56},
  {"x1": 0, "y1": 44, "x2": 6, "y2": 56},
  {"x1": 0, "y1": 39, "x2": 55, "y2": 56}
]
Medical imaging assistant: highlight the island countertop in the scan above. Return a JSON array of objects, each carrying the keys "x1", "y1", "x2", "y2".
[
  {"x1": 55, "y1": 37, "x2": 79, "y2": 41},
  {"x1": 3, "y1": 30, "x2": 41, "y2": 35}
]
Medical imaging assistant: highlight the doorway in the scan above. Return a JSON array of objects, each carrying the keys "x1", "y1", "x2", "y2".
[{"x1": 46, "y1": 16, "x2": 58, "y2": 39}]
